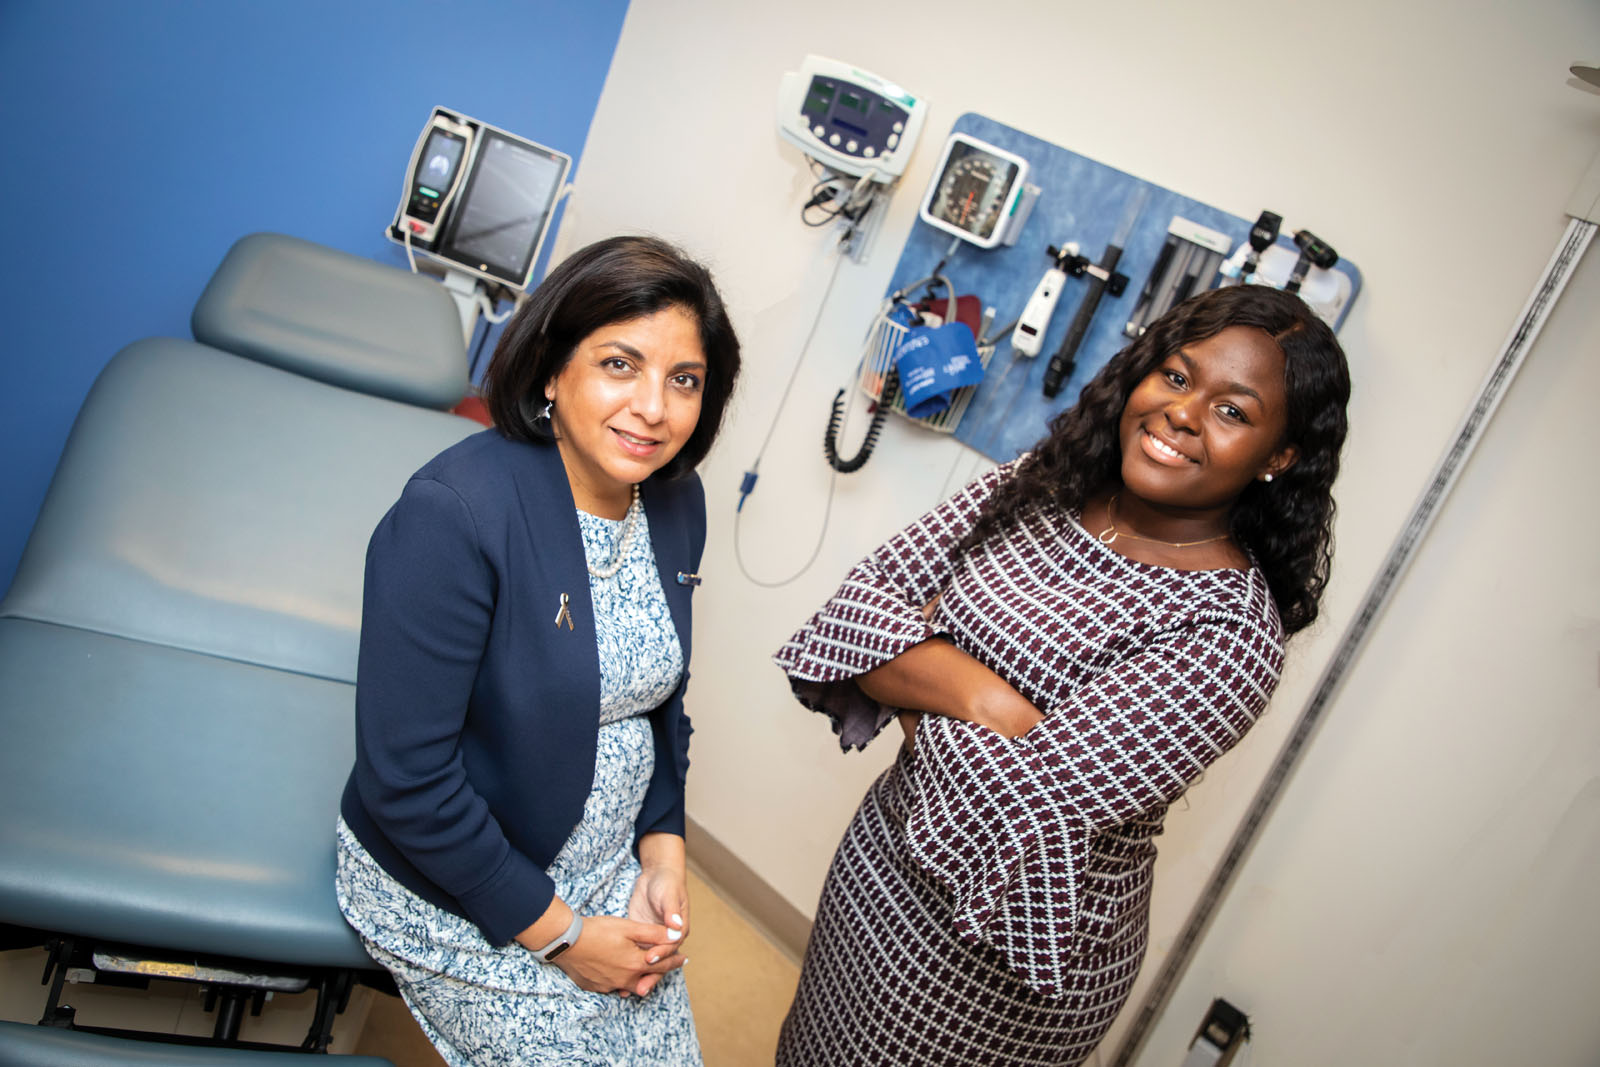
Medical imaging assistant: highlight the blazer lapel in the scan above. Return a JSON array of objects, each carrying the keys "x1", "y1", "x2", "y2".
[
  {"x1": 514, "y1": 440, "x2": 601, "y2": 711},
  {"x1": 640, "y1": 476, "x2": 693, "y2": 665}
]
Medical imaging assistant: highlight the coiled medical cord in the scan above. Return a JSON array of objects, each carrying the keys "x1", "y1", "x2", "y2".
[{"x1": 823, "y1": 368, "x2": 897, "y2": 472}]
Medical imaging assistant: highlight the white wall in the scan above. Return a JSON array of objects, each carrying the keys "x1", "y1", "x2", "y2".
[
  {"x1": 1143, "y1": 234, "x2": 1600, "y2": 1065},
  {"x1": 560, "y1": 1, "x2": 1600, "y2": 1061}
]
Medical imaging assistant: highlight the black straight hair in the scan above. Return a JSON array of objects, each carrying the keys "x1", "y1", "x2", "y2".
[{"x1": 482, "y1": 235, "x2": 741, "y2": 481}]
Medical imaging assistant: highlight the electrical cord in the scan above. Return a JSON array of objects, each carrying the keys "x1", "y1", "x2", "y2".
[
  {"x1": 734, "y1": 464, "x2": 840, "y2": 589},
  {"x1": 799, "y1": 161, "x2": 880, "y2": 230},
  {"x1": 734, "y1": 361, "x2": 864, "y2": 589},
  {"x1": 474, "y1": 288, "x2": 513, "y2": 324},
  {"x1": 739, "y1": 247, "x2": 847, "y2": 496},
  {"x1": 801, "y1": 175, "x2": 851, "y2": 226},
  {"x1": 823, "y1": 369, "x2": 896, "y2": 472},
  {"x1": 734, "y1": 168, "x2": 888, "y2": 586},
  {"x1": 733, "y1": 242, "x2": 851, "y2": 587}
]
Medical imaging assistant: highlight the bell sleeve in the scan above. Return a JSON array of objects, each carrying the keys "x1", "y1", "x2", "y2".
[
  {"x1": 901, "y1": 606, "x2": 1284, "y2": 997},
  {"x1": 772, "y1": 460, "x2": 1016, "y2": 750}
]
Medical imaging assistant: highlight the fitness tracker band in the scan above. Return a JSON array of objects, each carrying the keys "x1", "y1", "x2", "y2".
[{"x1": 532, "y1": 911, "x2": 584, "y2": 963}]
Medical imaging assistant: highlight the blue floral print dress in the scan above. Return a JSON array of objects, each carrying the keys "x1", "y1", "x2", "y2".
[{"x1": 336, "y1": 504, "x2": 701, "y2": 1067}]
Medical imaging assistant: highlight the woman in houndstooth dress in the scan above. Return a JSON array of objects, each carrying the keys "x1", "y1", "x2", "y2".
[{"x1": 773, "y1": 285, "x2": 1351, "y2": 1066}]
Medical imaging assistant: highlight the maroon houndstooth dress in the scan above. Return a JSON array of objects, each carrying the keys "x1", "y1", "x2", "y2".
[{"x1": 772, "y1": 461, "x2": 1285, "y2": 1066}]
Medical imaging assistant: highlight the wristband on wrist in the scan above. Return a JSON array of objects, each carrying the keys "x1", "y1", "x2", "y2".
[{"x1": 531, "y1": 911, "x2": 583, "y2": 963}]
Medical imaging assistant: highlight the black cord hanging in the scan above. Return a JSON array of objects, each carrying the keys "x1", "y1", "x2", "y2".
[{"x1": 823, "y1": 368, "x2": 898, "y2": 472}]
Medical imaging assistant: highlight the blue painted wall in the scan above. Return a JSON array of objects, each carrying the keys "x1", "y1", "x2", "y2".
[{"x1": 0, "y1": 0, "x2": 629, "y2": 593}]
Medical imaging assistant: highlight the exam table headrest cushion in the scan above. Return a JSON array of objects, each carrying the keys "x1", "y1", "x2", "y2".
[{"x1": 192, "y1": 232, "x2": 469, "y2": 409}]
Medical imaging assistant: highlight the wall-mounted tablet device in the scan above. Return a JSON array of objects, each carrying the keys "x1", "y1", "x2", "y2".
[{"x1": 388, "y1": 108, "x2": 572, "y2": 290}]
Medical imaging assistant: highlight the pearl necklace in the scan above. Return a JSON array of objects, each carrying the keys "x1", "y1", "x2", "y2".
[
  {"x1": 1096, "y1": 493, "x2": 1231, "y2": 549},
  {"x1": 587, "y1": 482, "x2": 642, "y2": 580}
]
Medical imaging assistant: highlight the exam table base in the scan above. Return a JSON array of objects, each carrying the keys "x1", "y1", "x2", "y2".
[{"x1": 18, "y1": 929, "x2": 363, "y2": 1054}]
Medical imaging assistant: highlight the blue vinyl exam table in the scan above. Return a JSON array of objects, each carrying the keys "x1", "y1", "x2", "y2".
[{"x1": 0, "y1": 234, "x2": 482, "y2": 1062}]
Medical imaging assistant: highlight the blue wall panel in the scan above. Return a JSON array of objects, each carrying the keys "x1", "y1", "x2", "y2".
[{"x1": 0, "y1": 0, "x2": 628, "y2": 592}]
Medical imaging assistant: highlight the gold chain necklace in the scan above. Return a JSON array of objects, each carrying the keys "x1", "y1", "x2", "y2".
[{"x1": 1096, "y1": 493, "x2": 1231, "y2": 549}]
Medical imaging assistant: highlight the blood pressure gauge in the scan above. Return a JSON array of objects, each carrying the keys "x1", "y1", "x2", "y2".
[{"x1": 919, "y1": 133, "x2": 1031, "y2": 249}]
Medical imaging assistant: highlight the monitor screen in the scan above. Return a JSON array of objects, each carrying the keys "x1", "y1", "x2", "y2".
[
  {"x1": 416, "y1": 129, "x2": 466, "y2": 199},
  {"x1": 436, "y1": 129, "x2": 568, "y2": 288}
]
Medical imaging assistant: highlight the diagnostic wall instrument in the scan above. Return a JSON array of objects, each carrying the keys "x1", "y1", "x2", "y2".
[
  {"x1": 840, "y1": 279, "x2": 995, "y2": 450},
  {"x1": 1040, "y1": 188, "x2": 1147, "y2": 398},
  {"x1": 774, "y1": 56, "x2": 930, "y2": 264},
  {"x1": 819, "y1": 132, "x2": 1030, "y2": 475},
  {"x1": 1284, "y1": 228, "x2": 1339, "y2": 293},
  {"x1": 875, "y1": 113, "x2": 1364, "y2": 468},
  {"x1": 920, "y1": 133, "x2": 1037, "y2": 249},
  {"x1": 397, "y1": 112, "x2": 474, "y2": 244},
  {"x1": 1124, "y1": 216, "x2": 1233, "y2": 338},
  {"x1": 1235, "y1": 210, "x2": 1282, "y2": 282},
  {"x1": 777, "y1": 55, "x2": 928, "y2": 182},
  {"x1": 1217, "y1": 209, "x2": 1352, "y2": 328},
  {"x1": 1011, "y1": 244, "x2": 1074, "y2": 357},
  {"x1": 735, "y1": 58, "x2": 934, "y2": 585}
]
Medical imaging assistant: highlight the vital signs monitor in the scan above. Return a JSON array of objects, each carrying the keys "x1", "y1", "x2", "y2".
[
  {"x1": 388, "y1": 108, "x2": 572, "y2": 290},
  {"x1": 776, "y1": 56, "x2": 928, "y2": 182}
]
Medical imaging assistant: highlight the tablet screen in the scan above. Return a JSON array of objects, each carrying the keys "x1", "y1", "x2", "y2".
[{"x1": 438, "y1": 130, "x2": 568, "y2": 287}]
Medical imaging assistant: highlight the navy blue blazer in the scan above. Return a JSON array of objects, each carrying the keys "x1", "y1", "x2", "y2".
[{"x1": 339, "y1": 429, "x2": 704, "y2": 946}]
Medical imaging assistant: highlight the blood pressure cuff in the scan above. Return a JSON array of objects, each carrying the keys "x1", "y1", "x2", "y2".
[{"x1": 893, "y1": 321, "x2": 983, "y2": 419}]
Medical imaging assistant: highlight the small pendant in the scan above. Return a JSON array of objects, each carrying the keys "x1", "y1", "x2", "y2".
[{"x1": 554, "y1": 592, "x2": 574, "y2": 630}]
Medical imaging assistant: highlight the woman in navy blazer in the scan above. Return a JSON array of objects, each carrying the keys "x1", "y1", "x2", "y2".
[{"x1": 336, "y1": 236, "x2": 740, "y2": 1065}]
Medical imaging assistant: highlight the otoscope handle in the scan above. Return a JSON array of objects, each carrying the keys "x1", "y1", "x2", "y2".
[{"x1": 1043, "y1": 243, "x2": 1123, "y2": 398}]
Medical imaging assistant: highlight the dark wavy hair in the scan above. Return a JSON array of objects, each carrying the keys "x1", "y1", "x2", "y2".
[
  {"x1": 482, "y1": 235, "x2": 741, "y2": 480},
  {"x1": 960, "y1": 284, "x2": 1350, "y2": 634}
]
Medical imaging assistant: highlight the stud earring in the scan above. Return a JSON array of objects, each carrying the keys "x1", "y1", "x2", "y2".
[
  {"x1": 1261, "y1": 472, "x2": 1274, "y2": 483},
  {"x1": 539, "y1": 400, "x2": 553, "y2": 422}
]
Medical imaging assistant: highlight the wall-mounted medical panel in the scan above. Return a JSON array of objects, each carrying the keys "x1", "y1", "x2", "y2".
[{"x1": 880, "y1": 113, "x2": 1362, "y2": 463}]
